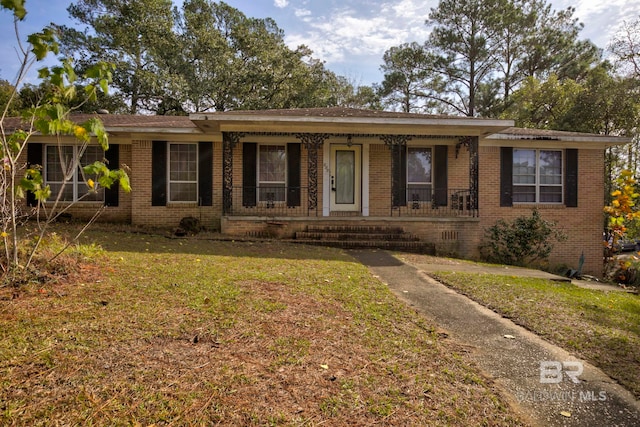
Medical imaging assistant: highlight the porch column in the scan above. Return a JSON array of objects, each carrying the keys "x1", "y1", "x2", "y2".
[
  {"x1": 381, "y1": 135, "x2": 412, "y2": 210},
  {"x1": 222, "y1": 132, "x2": 244, "y2": 214},
  {"x1": 296, "y1": 133, "x2": 329, "y2": 215},
  {"x1": 456, "y1": 136, "x2": 479, "y2": 214}
]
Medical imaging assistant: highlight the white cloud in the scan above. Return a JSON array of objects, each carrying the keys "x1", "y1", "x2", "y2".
[
  {"x1": 274, "y1": 0, "x2": 289, "y2": 8},
  {"x1": 294, "y1": 8, "x2": 312, "y2": 20},
  {"x1": 279, "y1": 0, "x2": 640, "y2": 84}
]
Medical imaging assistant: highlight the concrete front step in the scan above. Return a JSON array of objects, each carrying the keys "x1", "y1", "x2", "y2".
[
  {"x1": 295, "y1": 231, "x2": 420, "y2": 241},
  {"x1": 306, "y1": 225, "x2": 406, "y2": 234},
  {"x1": 293, "y1": 225, "x2": 433, "y2": 253},
  {"x1": 293, "y1": 239, "x2": 435, "y2": 254}
]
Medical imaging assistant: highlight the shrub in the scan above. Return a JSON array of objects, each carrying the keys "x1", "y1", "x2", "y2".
[{"x1": 480, "y1": 209, "x2": 567, "y2": 267}]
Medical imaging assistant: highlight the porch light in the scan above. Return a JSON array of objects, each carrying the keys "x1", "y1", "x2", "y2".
[{"x1": 347, "y1": 135, "x2": 353, "y2": 147}]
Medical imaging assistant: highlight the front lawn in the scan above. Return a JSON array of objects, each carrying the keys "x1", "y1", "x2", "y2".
[
  {"x1": 425, "y1": 269, "x2": 640, "y2": 399},
  {"x1": 0, "y1": 228, "x2": 523, "y2": 426}
]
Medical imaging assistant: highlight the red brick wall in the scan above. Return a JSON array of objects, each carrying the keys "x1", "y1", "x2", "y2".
[
  {"x1": 478, "y1": 146, "x2": 605, "y2": 276},
  {"x1": 130, "y1": 140, "x2": 222, "y2": 230},
  {"x1": 15, "y1": 141, "x2": 132, "y2": 223},
  {"x1": 17, "y1": 135, "x2": 607, "y2": 276}
]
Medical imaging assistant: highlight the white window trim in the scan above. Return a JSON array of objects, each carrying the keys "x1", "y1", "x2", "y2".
[
  {"x1": 513, "y1": 149, "x2": 563, "y2": 204},
  {"x1": 44, "y1": 144, "x2": 104, "y2": 203},
  {"x1": 167, "y1": 142, "x2": 199, "y2": 203},
  {"x1": 257, "y1": 144, "x2": 287, "y2": 204}
]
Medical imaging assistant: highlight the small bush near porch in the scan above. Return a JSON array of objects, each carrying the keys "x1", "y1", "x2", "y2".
[{"x1": 0, "y1": 226, "x2": 523, "y2": 425}]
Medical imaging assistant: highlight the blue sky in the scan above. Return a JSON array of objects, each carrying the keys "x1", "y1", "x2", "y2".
[{"x1": 1, "y1": 0, "x2": 639, "y2": 87}]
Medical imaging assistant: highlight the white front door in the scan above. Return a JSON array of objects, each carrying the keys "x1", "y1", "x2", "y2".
[{"x1": 330, "y1": 144, "x2": 361, "y2": 212}]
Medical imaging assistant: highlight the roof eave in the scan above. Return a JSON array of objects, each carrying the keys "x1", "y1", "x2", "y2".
[
  {"x1": 189, "y1": 114, "x2": 515, "y2": 136},
  {"x1": 104, "y1": 126, "x2": 202, "y2": 134},
  {"x1": 486, "y1": 133, "x2": 632, "y2": 146}
]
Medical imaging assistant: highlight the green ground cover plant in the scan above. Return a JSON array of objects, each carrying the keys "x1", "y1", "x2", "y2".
[
  {"x1": 428, "y1": 270, "x2": 640, "y2": 399},
  {"x1": 0, "y1": 226, "x2": 523, "y2": 426}
]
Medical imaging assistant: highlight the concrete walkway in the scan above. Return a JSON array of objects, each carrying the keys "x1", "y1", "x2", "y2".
[{"x1": 349, "y1": 249, "x2": 640, "y2": 427}]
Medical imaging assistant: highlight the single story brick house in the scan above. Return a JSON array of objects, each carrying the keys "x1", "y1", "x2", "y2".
[{"x1": 18, "y1": 108, "x2": 629, "y2": 276}]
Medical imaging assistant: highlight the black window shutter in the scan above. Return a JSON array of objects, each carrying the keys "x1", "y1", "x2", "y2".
[
  {"x1": 26, "y1": 143, "x2": 43, "y2": 207},
  {"x1": 433, "y1": 145, "x2": 448, "y2": 206},
  {"x1": 500, "y1": 147, "x2": 513, "y2": 207},
  {"x1": 104, "y1": 144, "x2": 119, "y2": 207},
  {"x1": 242, "y1": 143, "x2": 257, "y2": 207},
  {"x1": 151, "y1": 141, "x2": 167, "y2": 206},
  {"x1": 287, "y1": 143, "x2": 301, "y2": 207},
  {"x1": 198, "y1": 142, "x2": 213, "y2": 206},
  {"x1": 565, "y1": 148, "x2": 578, "y2": 208},
  {"x1": 392, "y1": 144, "x2": 407, "y2": 207}
]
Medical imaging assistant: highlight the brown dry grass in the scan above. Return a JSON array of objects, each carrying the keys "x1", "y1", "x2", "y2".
[{"x1": 0, "y1": 227, "x2": 525, "y2": 426}]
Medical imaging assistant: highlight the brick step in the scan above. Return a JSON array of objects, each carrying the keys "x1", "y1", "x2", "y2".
[
  {"x1": 305, "y1": 225, "x2": 406, "y2": 234},
  {"x1": 292, "y1": 239, "x2": 435, "y2": 254},
  {"x1": 295, "y1": 231, "x2": 420, "y2": 241}
]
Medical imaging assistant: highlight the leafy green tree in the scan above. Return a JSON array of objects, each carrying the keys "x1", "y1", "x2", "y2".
[
  {"x1": 0, "y1": 79, "x2": 21, "y2": 116},
  {"x1": 334, "y1": 79, "x2": 382, "y2": 110},
  {"x1": 379, "y1": 0, "x2": 601, "y2": 117},
  {"x1": 426, "y1": 0, "x2": 504, "y2": 116},
  {"x1": 378, "y1": 42, "x2": 444, "y2": 113},
  {"x1": 60, "y1": 0, "x2": 348, "y2": 113},
  {"x1": 17, "y1": 81, "x2": 127, "y2": 114},
  {"x1": 57, "y1": 0, "x2": 175, "y2": 114},
  {"x1": 501, "y1": 74, "x2": 582, "y2": 129},
  {"x1": 167, "y1": 0, "x2": 344, "y2": 112},
  {"x1": 609, "y1": 16, "x2": 640, "y2": 79},
  {"x1": 517, "y1": 3, "x2": 600, "y2": 81},
  {"x1": 1, "y1": 1, "x2": 130, "y2": 285}
]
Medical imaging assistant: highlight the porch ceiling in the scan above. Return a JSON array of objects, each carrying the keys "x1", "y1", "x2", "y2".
[{"x1": 190, "y1": 109, "x2": 514, "y2": 137}]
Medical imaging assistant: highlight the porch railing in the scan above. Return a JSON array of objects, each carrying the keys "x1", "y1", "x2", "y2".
[
  {"x1": 392, "y1": 188, "x2": 478, "y2": 218},
  {"x1": 226, "y1": 186, "x2": 314, "y2": 216},
  {"x1": 225, "y1": 186, "x2": 477, "y2": 218}
]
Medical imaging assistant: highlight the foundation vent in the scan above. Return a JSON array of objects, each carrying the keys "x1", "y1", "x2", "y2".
[{"x1": 441, "y1": 230, "x2": 459, "y2": 241}]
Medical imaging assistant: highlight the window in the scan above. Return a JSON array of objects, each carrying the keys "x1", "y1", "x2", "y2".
[
  {"x1": 407, "y1": 147, "x2": 432, "y2": 203},
  {"x1": 513, "y1": 149, "x2": 562, "y2": 203},
  {"x1": 258, "y1": 145, "x2": 286, "y2": 202},
  {"x1": 45, "y1": 145, "x2": 104, "y2": 202},
  {"x1": 168, "y1": 143, "x2": 198, "y2": 202}
]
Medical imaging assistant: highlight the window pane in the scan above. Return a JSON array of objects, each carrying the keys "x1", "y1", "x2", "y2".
[
  {"x1": 408, "y1": 184, "x2": 432, "y2": 202},
  {"x1": 259, "y1": 145, "x2": 286, "y2": 182},
  {"x1": 77, "y1": 146, "x2": 106, "y2": 201},
  {"x1": 46, "y1": 146, "x2": 74, "y2": 182},
  {"x1": 48, "y1": 183, "x2": 74, "y2": 201},
  {"x1": 540, "y1": 186, "x2": 562, "y2": 203},
  {"x1": 168, "y1": 143, "x2": 197, "y2": 202},
  {"x1": 512, "y1": 149, "x2": 563, "y2": 203},
  {"x1": 169, "y1": 183, "x2": 197, "y2": 202},
  {"x1": 80, "y1": 146, "x2": 104, "y2": 166},
  {"x1": 540, "y1": 150, "x2": 562, "y2": 185},
  {"x1": 513, "y1": 185, "x2": 536, "y2": 203},
  {"x1": 513, "y1": 149, "x2": 535, "y2": 186},
  {"x1": 336, "y1": 150, "x2": 355, "y2": 204},
  {"x1": 169, "y1": 144, "x2": 197, "y2": 181},
  {"x1": 259, "y1": 184, "x2": 286, "y2": 202},
  {"x1": 407, "y1": 148, "x2": 431, "y2": 184}
]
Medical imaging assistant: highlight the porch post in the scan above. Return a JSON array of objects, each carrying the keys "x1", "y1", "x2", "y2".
[
  {"x1": 469, "y1": 136, "x2": 479, "y2": 214},
  {"x1": 456, "y1": 136, "x2": 479, "y2": 215},
  {"x1": 296, "y1": 133, "x2": 329, "y2": 215},
  {"x1": 222, "y1": 132, "x2": 243, "y2": 214},
  {"x1": 381, "y1": 135, "x2": 412, "y2": 212}
]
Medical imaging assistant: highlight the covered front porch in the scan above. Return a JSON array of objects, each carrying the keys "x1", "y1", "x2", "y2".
[
  {"x1": 189, "y1": 108, "x2": 513, "y2": 255},
  {"x1": 218, "y1": 131, "x2": 482, "y2": 219}
]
